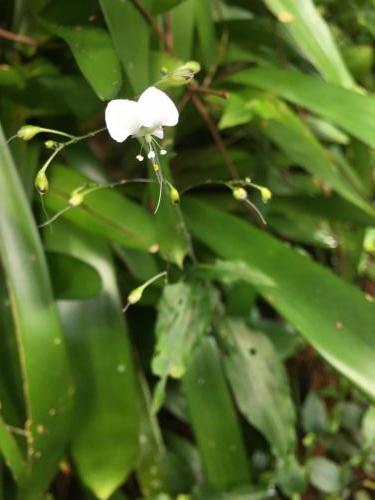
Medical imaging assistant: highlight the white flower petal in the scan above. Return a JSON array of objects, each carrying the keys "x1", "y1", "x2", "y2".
[
  {"x1": 153, "y1": 127, "x2": 164, "y2": 139},
  {"x1": 138, "y1": 86, "x2": 179, "y2": 129},
  {"x1": 105, "y1": 99, "x2": 141, "y2": 143}
]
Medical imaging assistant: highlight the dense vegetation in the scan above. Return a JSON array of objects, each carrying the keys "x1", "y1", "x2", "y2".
[{"x1": 0, "y1": 0, "x2": 374, "y2": 499}]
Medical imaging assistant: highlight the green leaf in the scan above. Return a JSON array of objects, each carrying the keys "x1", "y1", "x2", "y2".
[
  {"x1": 228, "y1": 65, "x2": 375, "y2": 148},
  {"x1": 99, "y1": 0, "x2": 151, "y2": 93},
  {"x1": 302, "y1": 393, "x2": 328, "y2": 434},
  {"x1": 194, "y1": 259, "x2": 275, "y2": 288},
  {"x1": 46, "y1": 251, "x2": 102, "y2": 300},
  {"x1": 152, "y1": 281, "x2": 217, "y2": 381},
  {"x1": 362, "y1": 405, "x2": 375, "y2": 446},
  {"x1": 0, "y1": 123, "x2": 73, "y2": 496},
  {"x1": 223, "y1": 94, "x2": 374, "y2": 217},
  {"x1": 152, "y1": 0, "x2": 186, "y2": 15},
  {"x1": 183, "y1": 337, "x2": 251, "y2": 490},
  {"x1": 307, "y1": 457, "x2": 342, "y2": 494},
  {"x1": 45, "y1": 221, "x2": 139, "y2": 499},
  {"x1": 47, "y1": 24, "x2": 122, "y2": 100},
  {"x1": 218, "y1": 318, "x2": 296, "y2": 457},
  {"x1": 182, "y1": 198, "x2": 375, "y2": 400},
  {"x1": 193, "y1": 0, "x2": 216, "y2": 66},
  {"x1": 43, "y1": 165, "x2": 157, "y2": 252},
  {"x1": 262, "y1": 0, "x2": 354, "y2": 87},
  {"x1": 172, "y1": 0, "x2": 195, "y2": 60}
]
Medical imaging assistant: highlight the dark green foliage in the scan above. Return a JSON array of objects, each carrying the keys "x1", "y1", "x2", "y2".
[{"x1": 0, "y1": 0, "x2": 374, "y2": 499}]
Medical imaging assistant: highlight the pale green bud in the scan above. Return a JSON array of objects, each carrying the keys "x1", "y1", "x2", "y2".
[
  {"x1": 44, "y1": 140, "x2": 57, "y2": 149},
  {"x1": 260, "y1": 187, "x2": 272, "y2": 203},
  {"x1": 34, "y1": 169, "x2": 49, "y2": 194},
  {"x1": 169, "y1": 186, "x2": 180, "y2": 204},
  {"x1": 69, "y1": 192, "x2": 84, "y2": 207},
  {"x1": 127, "y1": 287, "x2": 143, "y2": 305},
  {"x1": 232, "y1": 187, "x2": 248, "y2": 201},
  {"x1": 17, "y1": 125, "x2": 42, "y2": 141}
]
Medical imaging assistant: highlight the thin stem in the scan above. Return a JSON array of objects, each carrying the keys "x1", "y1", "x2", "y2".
[
  {"x1": 130, "y1": 0, "x2": 170, "y2": 53},
  {"x1": 40, "y1": 127, "x2": 107, "y2": 176},
  {"x1": 191, "y1": 94, "x2": 239, "y2": 179},
  {"x1": 36, "y1": 127, "x2": 75, "y2": 139},
  {"x1": 189, "y1": 84, "x2": 228, "y2": 99},
  {"x1": 0, "y1": 27, "x2": 37, "y2": 46}
]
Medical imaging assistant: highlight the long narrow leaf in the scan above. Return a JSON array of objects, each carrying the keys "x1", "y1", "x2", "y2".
[
  {"x1": 0, "y1": 123, "x2": 73, "y2": 496},
  {"x1": 262, "y1": 0, "x2": 354, "y2": 87}
]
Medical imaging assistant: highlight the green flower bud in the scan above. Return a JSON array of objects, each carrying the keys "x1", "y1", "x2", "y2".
[
  {"x1": 232, "y1": 187, "x2": 248, "y2": 201},
  {"x1": 169, "y1": 186, "x2": 180, "y2": 204},
  {"x1": 17, "y1": 125, "x2": 42, "y2": 141},
  {"x1": 69, "y1": 192, "x2": 84, "y2": 207},
  {"x1": 34, "y1": 169, "x2": 49, "y2": 195},
  {"x1": 127, "y1": 287, "x2": 143, "y2": 305},
  {"x1": 44, "y1": 140, "x2": 57, "y2": 149},
  {"x1": 260, "y1": 187, "x2": 272, "y2": 203}
]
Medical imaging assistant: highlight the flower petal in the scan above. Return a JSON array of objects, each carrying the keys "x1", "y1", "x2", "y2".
[
  {"x1": 153, "y1": 127, "x2": 164, "y2": 139},
  {"x1": 138, "y1": 87, "x2": 179, "y2": 129},
  {"x1": 105, "y1": 99, "x2": 140, "y2": 143}
]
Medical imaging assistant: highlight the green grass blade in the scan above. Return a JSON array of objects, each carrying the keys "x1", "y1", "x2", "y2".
[
  {"x1": 183, "y1": 337, "x2": 251, "y2": 490},
  {"x1": 0, "y1": 123, "x2": 73, "y2": 496}
]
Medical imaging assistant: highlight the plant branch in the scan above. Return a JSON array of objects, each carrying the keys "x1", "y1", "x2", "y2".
[
  {"x1": 130, "y1": 0, "x2": 171, "y2": 54},
  {"x1": 191, "y1": 94, "x2": 239, "y2": 179},
  {"x1": 0, "y1": 27, "x2": 38, "y2": 46}
]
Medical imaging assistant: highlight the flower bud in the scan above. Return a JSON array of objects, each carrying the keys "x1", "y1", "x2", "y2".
[
  {"x1": 169, "y1": 186, "x2": 180, "y2": 204},
  {"x1": 260, "y1": 187, "x2": 272, "y2": 203},
  {"x1": 17, "y1": 125, "x2": 42, "y2": 141},
  {"x1": 34, "y1": 169, "x2": 49, "y2": 194},
  {"x1": 69, "y1": 192, "x2": 84, "y2": 207},
  {"x1": 127, "y1": 287, "x2": 143, "y2": 305},
  {"x1": 44, "y1": 140, "x2": 57, "y2": 149},
  {"x1": 232, "y1": 187, "x2": 248, "y2": 201}
]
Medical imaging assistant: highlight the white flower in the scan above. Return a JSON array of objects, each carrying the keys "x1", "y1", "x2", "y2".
[{"x1": 105, "y1": 86, "x2": 178, "y2": 144}]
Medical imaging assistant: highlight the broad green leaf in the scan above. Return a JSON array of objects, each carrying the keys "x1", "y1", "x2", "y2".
[
  {"x1": 43, "y1": 165, "x2": 157, "y2": 252},
  {"x1": 227, "y1": 65, "x2": 375, "y2": 148},
  {"x1": 99, "y1": 0, "x2": 151, "y2": 93},
  {"x1": 152, "y1": 281, "x2": 217, "y2": 382},
  {"x1": 262, "y1": 0, "x2": 354, "y2": 87},
  {"x1": 218, "y1": 318, "x2": 296, "y2": 457},
  {"x1": 45, "y1": 221, "x2": 139, "y2": 499},
  {"x1": 182, "y1": 198, "x2": 375, "y2": 400},
  {"x1": 47, "y1": 24, "x2": 122, "y2": 100},
  {"x1": 183, "y1": 337, "x2": 251, "y2": 489},
  {"x1": 46, "y1": 251, "x2": 102, "y2": 300},
  {"x1": 0, "y1": 123, "x2": 73, "y2": 496},
  {"x1": 193, "y1": 0, "x2": 216, "y2": 66}
]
